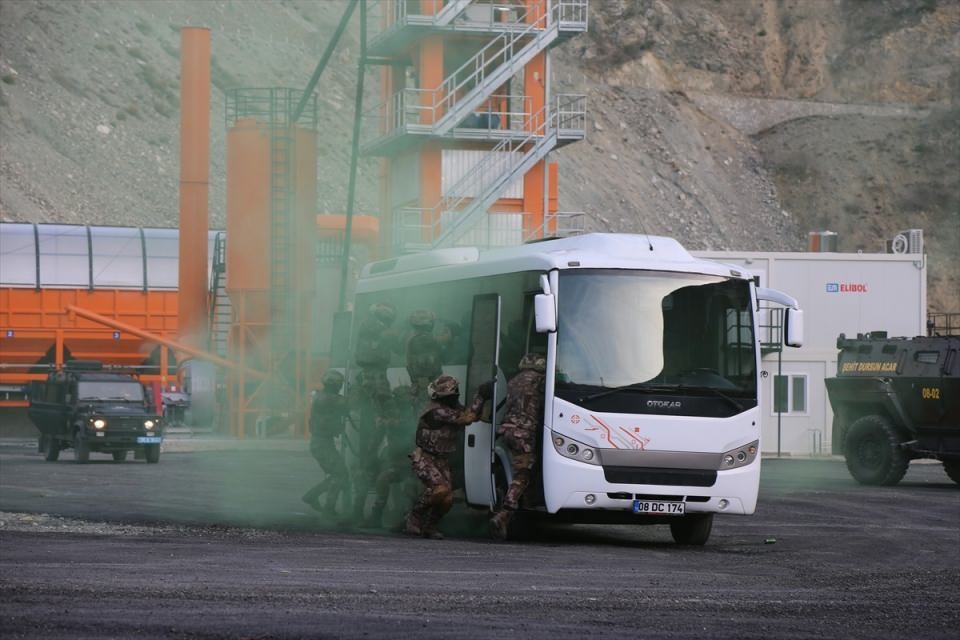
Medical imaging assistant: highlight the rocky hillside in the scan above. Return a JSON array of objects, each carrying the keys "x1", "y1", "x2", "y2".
[{"x1": 1, "y1": 0, "x2": 957, "y2": 311}]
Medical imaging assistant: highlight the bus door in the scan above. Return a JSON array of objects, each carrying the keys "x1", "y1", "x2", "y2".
[{"x1": 464, "y1": 294, "x2": 502, "y2": 509}]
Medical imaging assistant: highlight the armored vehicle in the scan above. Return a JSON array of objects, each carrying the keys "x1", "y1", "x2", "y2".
[
  {"x1": 28, "y1": 361, "x2": 164, "y2": 463},
  {"x1": 826, "y1": 332, "x2": 960, "y2": 486}
]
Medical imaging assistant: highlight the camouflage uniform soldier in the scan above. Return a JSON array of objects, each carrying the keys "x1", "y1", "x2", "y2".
[
  {"x1": 301, "y1": 370, "x2": 350, "y2": 517},
  {"x1": 365, "y1": 384, "x2": 418, "y2": 529},
  {"x1": 405, "y1": 375, "x2": 490, "y2": 539},
  {"x1": 405, "y1": 309, "x2": 443, "y2": 401},
  {"x1": 352, "y1": 302, "x2": 398, "y2": 521},
  {"x1": 489, "y1": 353, "x2": 547, "y2": 540}
]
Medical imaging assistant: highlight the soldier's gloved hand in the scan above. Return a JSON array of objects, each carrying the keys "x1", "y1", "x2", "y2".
[{"x1": 477, "y1": 380, "x2": 494, "y2": 400}]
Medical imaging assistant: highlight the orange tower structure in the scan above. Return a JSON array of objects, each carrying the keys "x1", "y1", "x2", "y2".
[
  {"x1": 222, "y1": 89, "x2": 319, "y2": 437},
  {"x1": 178, "y1": 27, "x2": 211, "y2": 351},
  {"x1": 363, "y1": 0, "x2": 588, "y2": 254}
]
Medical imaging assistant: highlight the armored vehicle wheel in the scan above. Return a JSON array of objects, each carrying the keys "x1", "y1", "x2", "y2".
[
  {"x1": 670, "y1": 513, "x2": 713, "y2": 545},
  {"x1": 942, "y1": 460, "x2": 960, "y2": 486},
  {"x1": 112, "y1": 450, "x2": 127, "y2": 463},
  {"x1": 844, "y1": 415, "x2": 908, "y2": 486},
  {"x1": 144, "y1": 444, "x2": 160, "y2": 464},
  {"x1": 73, "y1": 433, "x2": 90, "y2": 464},
  {"x1": 43, "y1": 436, "x2": 60, "y2": 462}
]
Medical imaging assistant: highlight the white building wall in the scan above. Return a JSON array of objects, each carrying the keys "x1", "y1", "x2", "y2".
[
  {"x1": 693, "y1": 250, "x2": 927, "y2": 456},
  {"x1": 442, "y1": 149, "x2": 524, "y2": 199}
]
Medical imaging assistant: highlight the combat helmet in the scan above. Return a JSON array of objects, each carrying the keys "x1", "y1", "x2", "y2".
[
  {"x1": 369, "y1": 302, "x2": 396, "y2": 325},
  {"x1": 409, "y1": 309, "x2": 436, "y2": 331},
  {"x1": 322, "y1": 369, "x2": 345, "y2": 391},
  {"x1": 428, "y1": 374, "x2": 460, "y2": 400},
  {"x1": 518, "y1": 352, "x2": 547, "y2": 373}
]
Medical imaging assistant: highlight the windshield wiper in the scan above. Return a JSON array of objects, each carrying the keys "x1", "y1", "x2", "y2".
[
  {"x1": 579, "y1": 383, "x2": 677, "y2": 403},
  {"x1": 579, "y1": 383, "x2": 745, "y2": 411},
  {"x1": 674, "y1": 385, "x2": 745, "y2": 412}
]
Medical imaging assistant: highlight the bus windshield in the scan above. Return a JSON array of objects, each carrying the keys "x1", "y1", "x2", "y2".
[{"x1": 555, "y1": 269, "x2": 757, "y2": 415}]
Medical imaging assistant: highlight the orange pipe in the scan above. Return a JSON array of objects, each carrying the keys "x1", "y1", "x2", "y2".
[
  {"x1": 65, "y1": 305, "x2": 265, "y2": 380},
  {"x1": 178, "y1": 27, "x2": 211, "y2": 350}
]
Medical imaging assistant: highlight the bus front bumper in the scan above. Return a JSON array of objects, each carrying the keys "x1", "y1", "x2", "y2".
[{"x1": 543, "y1": 453, "x2": 760, "y2": 516}]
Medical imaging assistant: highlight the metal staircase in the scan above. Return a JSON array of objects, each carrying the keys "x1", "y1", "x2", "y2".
[
  {"x1": 207, "y1": 232, "x2": 232, "y2": 359},
  {"x1": 393, "y1": 93, "x2": 584, "y2": 250},
  {"x1": 268, "y1": 100, "x2": 294, "y2": 353},
  {"x1": 365, "y1": 0, "x2": 588, "y2": 150},
  {"x1": 422, "y1": 11, "x2": 562, "y2": 136},
  {"x1": 365, "y1": 1, "x2": 589, "y2": 253},
  {"x1": 380, "y1": 0, "x2": 474, "y2": 28}
]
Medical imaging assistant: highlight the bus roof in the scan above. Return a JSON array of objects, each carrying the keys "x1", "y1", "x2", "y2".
[{"x1": 358, "y1": 234, "x2": 745, "y2": 291}]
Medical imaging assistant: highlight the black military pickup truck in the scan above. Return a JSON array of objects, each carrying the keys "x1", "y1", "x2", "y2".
[
  {"x1": 826, "y1": 332, "x2": 959, "y2": 486},
  {"x1": 28, "y1": 361, "x2": 164, "y2": 463}
]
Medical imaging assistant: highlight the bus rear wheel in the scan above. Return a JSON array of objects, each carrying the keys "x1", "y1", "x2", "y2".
[
  {"x1": 844, "y1": 414, "x2": 908, "y2": 486},
  {"x1": 670, "y1": 513, "x2": 713, "y2": 545}
]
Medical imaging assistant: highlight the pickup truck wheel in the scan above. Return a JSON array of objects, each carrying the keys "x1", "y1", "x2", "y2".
[
  {"x1": 670, "y1": 513, "x2": 713, "y2": 545},
  {"x1": 43, "y1": 436, "x2": 61, "y2": 462},
  {"x1": 73, "y1": 433, "x2": 90, "y2": 464},
  {"x1": 844, "y1": 414, "x2": 908, "y2": 486},
  {"x1": 144, "y1": 444, "x2": 160, "y2": 464},
  {"x1": 943, "y1": 460, "x2": 960, "y2": 486},
  {"x1": 112, "y1": 450, "x2": 127, "y2": 463}
]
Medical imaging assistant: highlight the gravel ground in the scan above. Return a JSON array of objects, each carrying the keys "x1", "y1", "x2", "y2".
[{"x1": 1, "y1": 447, "x2": 958, "y2": 639}]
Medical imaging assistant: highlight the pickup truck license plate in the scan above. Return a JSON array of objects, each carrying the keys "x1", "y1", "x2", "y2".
[
  {"x1": 137, "y1": 436, "x2": 162, "y2": 444},
  {"x1": 632, "y1": 500, "x2": 685, "y2": 515}
]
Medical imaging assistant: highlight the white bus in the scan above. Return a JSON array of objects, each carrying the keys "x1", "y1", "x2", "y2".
[{"x1": 340, "y1": 233, "x2": 803, "y2": 544}]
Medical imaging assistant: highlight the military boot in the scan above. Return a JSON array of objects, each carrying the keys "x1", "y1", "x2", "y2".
[
  {"x1": 489, "y1": 510, "x2": 512, "y2": 541},
  {"x1": 420, "y1": 507, "x2": 445, "y2": 540}
]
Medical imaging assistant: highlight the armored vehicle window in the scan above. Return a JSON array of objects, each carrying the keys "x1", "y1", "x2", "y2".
[{"x1": 915, "y1": 351, "x2": 939, "y2": 364}]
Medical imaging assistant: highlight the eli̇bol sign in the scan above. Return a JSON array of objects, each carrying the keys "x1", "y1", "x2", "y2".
[{"x1": 826, "y1": 282, "x2": 869, "y2": 293}]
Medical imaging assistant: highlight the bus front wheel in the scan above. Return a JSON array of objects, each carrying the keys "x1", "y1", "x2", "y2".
[{"x1": 670, "y1": 513, "x2": 713, "y2": 545}]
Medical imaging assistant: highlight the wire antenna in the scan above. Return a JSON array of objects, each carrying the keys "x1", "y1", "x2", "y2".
[{"x1": 634, "y1": 212, "x2": 655, "y2": 251}]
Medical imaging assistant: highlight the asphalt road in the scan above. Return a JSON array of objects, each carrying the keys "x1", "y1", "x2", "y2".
[{"x1": 1, "y1": 441, "x2": 958, "y2": 639}]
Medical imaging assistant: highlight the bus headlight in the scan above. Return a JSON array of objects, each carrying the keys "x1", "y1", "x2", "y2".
[
  {"x1": 717, "y1": 440, "x2": 759, "y2": 470},
  {"x1": 552, "y1": 434, "x2": 600, "y2": 466},
  {"x1": 144, "y1": 420, "x2": 156, "y2": 430},
  {"x1": 93, "y1": 419, "x2": 106, "y2": 429}
]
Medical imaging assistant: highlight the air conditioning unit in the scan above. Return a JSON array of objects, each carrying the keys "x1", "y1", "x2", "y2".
[{"x1": 887, "y1": 229, "x2": 923, "y2": 255}]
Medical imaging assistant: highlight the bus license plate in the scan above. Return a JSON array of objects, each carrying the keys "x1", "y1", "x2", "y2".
[
  {"x1": 137, "y1": 436, "x2": 162, "y2": 444},
  {"x1": 632, "y1": 500, "x2": 685, "y2": 515}
]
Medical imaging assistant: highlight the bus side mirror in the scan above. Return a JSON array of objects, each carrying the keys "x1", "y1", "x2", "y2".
[
  {"x1": 534, "y1": 294, "x2": 556, "y2": 333},
  {"x1": 784, "y1": 308, "x2": 804, "y2": 348}
]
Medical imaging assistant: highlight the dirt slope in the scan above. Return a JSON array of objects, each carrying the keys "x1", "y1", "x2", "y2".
[{"x1": 1, "y1": 0, "x2": 957, "y2": 310}]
